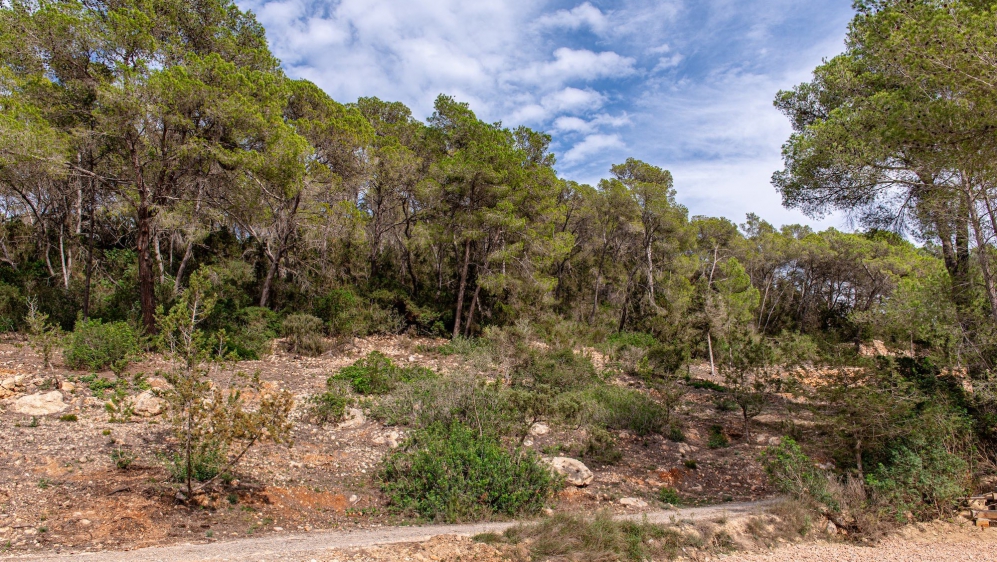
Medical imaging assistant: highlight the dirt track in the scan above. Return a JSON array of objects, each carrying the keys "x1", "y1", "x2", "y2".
[{"x1": 3, "y1": 501, "x2": 770, "y2": 561}]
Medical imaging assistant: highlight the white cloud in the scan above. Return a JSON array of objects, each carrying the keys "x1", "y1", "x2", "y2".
[
  {"x1": 563, "y1": 134, "x2": 626, "y2": 164},
  {"x1": 535, "y1": 2, "x2": 609, "y2": 35},
  {"x1": 514, "y1": 48, "x2": 637, "y2": 87},
  {"x1": 554, "y1": 113, "x2": 631, "y2": 134}
]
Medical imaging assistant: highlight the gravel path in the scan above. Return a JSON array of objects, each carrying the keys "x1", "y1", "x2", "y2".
[
  {"x1": 2, "y1": 501, "x2": 771, "y2": 562},
  {"x1": 729, "y1": 533, "x2": 997, "y2": 562}
]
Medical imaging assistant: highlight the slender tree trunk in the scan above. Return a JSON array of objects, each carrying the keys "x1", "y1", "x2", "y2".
[
  {"x1": 58, "y1": 226, "x2": 69, "y2": 290},
  {"x1": 137, "y1": 200, "x2": 157, "y2": 333},
  {"x1": 154, "y1": 232, "x2": 166, "y2": 284},
  {"x1": 967, "y1": 189, "x2": 997, "y2": 321},
  {"x1": 452, "y1": 239, "x2": 472, "y2": 338},
  {"x1": 259, "y1": 246, "x2": 284, "y2": 309},
  {"x1": 82, "y1": 178, "x2": 96, "y2": 320},
  {"x1": 464, "y1": 282, "x2": 482, "y2": 338},
  {"x1": 174, "y1": 238, "x2": 195, "y2": 295},
  {"x1": 707, "y1": 246, "x2": 720, "y2": 378}
]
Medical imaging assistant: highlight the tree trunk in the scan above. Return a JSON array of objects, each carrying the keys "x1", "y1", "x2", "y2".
[
  {"x1": 137, "y1": 200, "x2": 157, "y2": 334},
  {"x1": 174, "y1": 237, "x2": 195, "y2": 296},
  {"x1": 452, "y1": 239, "x2": 472, "y2": 338},
  {"x1": 259, "y1": 247, "x2": 283, "y2": 309}
]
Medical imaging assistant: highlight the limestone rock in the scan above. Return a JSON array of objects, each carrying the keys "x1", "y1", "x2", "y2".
[
  {"x1": 676, "y1": 443, "x2": 697, "y2": 456},
  {"x1": 13, "y1": 391, "x2": 67, "y2": 416},
  {"x1": 60, "y1": 381, "x2": 76, "y2": 392},
  {"x1": 529, "y1": 422, "x2": 550, "y2": 436},
  {"x1": 146, "y1": 377, "x2": 171, "y2": 391},
  {"x1": 1, "y1": 377, "x2": 17, "y2": 391},
  {"x1": 132, "y1": 390, "x2": 165, "y2": 417},
  {"x1": 338, "y1": 408, "x2": 366, "y2": 429},
  {"x1": 619, "y1": 497, "x2": 648, "y2": 508},
  {"x1": 546, "y1": 457, "x2": 593, "y2": 487}
]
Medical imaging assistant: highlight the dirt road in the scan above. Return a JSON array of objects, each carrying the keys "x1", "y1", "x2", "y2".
[{"x1": 3, "y1": 501, "x2": 769, "y2": 562}]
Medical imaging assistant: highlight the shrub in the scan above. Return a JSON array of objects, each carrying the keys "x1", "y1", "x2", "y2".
[
  {"x1": 607, "y1": 332, "x2": 658, "y2": 350},
  {"x1": 26, "y1": 299, "x2": 62, "y2": 369},
  {"x1": 497, "y1": 511, "x2": 696, "y2": 562},
  {"x1": 591, "y1": 386, "x2": 666, "y2": 437},
  {"x1": 372, "y1": 374, "x2": 519, "y2": 435},
  {"x1": 58, "y1": 414, "x2": 77, "y2": 422},
  {"x1": 513, "y1": 348, "x2": 599, "y2": 392},
  {"x1": 658, "y1": 487, "x2": 683, "y2": 506},
  {"x1": 223, "y1": 307, "x2": 279, "y2": 359},
  {"x1": 64, "y1": 319, "x2": 140, "y2": 373},
  {"x1": 309, "y1": 379, "x2": 354, "y2": 424},
  {"x1": 760, "y1": 438, "x2": 837, "y2": 512},
  {"x1": 168, "y1": 441, "x2": 225, "y2": 483},
  {"x1": 582, "y1": 427, "x2": 622, "y2": 465},
  {"x1": 380, "y1": 422, "x2": 559, "y2": 522},
  {"x1": 111, "y1": 448, "x2": 136, "y2": 470},
  {"x1": 316, "y1": 289, "x2": 403, "y2": 338},
  {"x1": 282, "y1": 313, "x2": 326, "y2": 356},
  {"x1": 335, "y1": 351, "x2": 436, "y2": 396},
  {"x1": 707, "y1": 425, "x2": 729, "y2": 449},
  {"x1": 437, "y1": 336, "x2": 491, "y2": 357},
  {"x1": 865, "y1": 442, "x2": 968, "y2": 521}
]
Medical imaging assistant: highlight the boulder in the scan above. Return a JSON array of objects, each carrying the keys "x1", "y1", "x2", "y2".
[
  {"x1": 60, "y1": 381, "x2": 76, "y2": 392},
  {"x1": 13, "y1": 391, "x2": 68, "y2": 416},
  {"x1": 338, "y1": 408, "x2": 366, "y2": 429},
  {"x1": 676, "y1": 443, "x2": 697, "y2": 456},
  {"x1": 146, "y1": 377, "x2": 171, "y2": 391},
  {"x1": 529, "y1": 422, "x2": 550, "y2": 436},
  {"x1": 546, "y1": 457, "x2": 593, "y2": 487},
  {"x1": 619, "y1": 497, "x2": 648, "y2": 508},
  {"x1": 1, "y1": 377, "x2": 16, "y2": 391},
  {"x1": 132, "y1": 390, "x2": 165, "y2": 417}
]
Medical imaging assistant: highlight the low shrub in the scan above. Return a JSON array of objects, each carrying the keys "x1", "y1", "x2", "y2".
[
  {"x1": 495, "y1": 511, "x2": 697, "y2": 562},
  {"x1": 436, "y1": 336, "x2": 491, "y2": 357},
  {"x1": 64, "y1": 319, "x2": 140, "y2": 373},
  {"x1": 865, "y1": 442, "x2": 968, "y2": 521},
  {"x1": 591, "y1": 386, "x2": 666, "y2": 437},
  {"x1": 582, "y1": 427, "x2": 622, "y2": 465},
  {"x1": 689, "y1": 379, "x2": 727, "y2": 392},
  {"x1": 372, "y1": 374, "x2": 520, "y2": 435},
  {"x1": 168, "y1": 441, "x2": 225, "y2": 483},
  {"x1": 223, "y1": 307, "x2": 279, "y2": 359},
  {"x1": 760, "y1": 438, "x2": 837, "y2": 512},
  {"x1": 658, "y1": 487, "x2": 683, "y2": 506},
  {"x1": 316, "y1": 289, "x2": 403, "y2": 338},
  {"x1": 707, "y1": 425, "x2": 730, "y2": 449},
  {"x1": 335, "y1": 351, "x2": 436, "y2": 396},
  {"x1": 513, "y1": 348, "x2": 599, "y2": 392},
  {"x1": 309, "y1": 379, "x2": 354, "y2": 424},
  {"x1": 282, "y1": 313, "x2": 326, "y2": 356},
  {"x1": 380, "y1": 422, "x2": 559, "y2": 522}
]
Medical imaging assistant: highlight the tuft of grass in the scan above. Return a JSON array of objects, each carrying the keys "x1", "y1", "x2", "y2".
[
  {"x1": 490, "y1": 511, "x2": 699, "y2": 562},
  {"x1": 688, "y1": 379, "x2": 727, "y2": 392},
  {"x1": 59, "y1": 413, "x2": 78, "y2": 422},
  {"x1": 684, "y1": 459, "x2": 698, "y2": 470},
  {"x1": 707, "y1": 425, "x2": 729, "y2": 449},
  {"x1": 658, "y1": 487, "x2": 683, "y2": 506}
]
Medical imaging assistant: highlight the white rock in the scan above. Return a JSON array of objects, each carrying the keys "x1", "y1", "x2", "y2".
[
  {"x1": 60, "y1": 381, "x2": 75, "y2": 392},
  {"x1": 546, "y1": 457, "x2": 594, "y2": 487},
  {"x1": 676, "y1": 443, "x2": 697, "y2": 456},
  {"x1": 349, "y1": 495, "x2": 359, "y2": 503},
  {"x1": 338, "y1": 408, "x2": 365, "y2": 429},
  {"x1": 132, "y1": 391, "x2": 165, "y2": 417},
  {"x1": 529, "y1": 423, "x2": 550, "y2": 436},
  {"x1": 523, "y1": 438, "x2": 534, "y2": 447},
  {"x1": 13, "y1": 391, "x2": 67, "y2": 416},
  {"x1": 146, "y1": 377, "x2": 171, "y2": 391},
  {"x1": 1, "y1": 378, "x2": 16, "y2": 391},
  {"x1": 767, "y1": 436, "x2": 782, "y2": 446},
  {"x1": 386, "y1": 431, "x2": 400, "y2": 449},
  {"x1": 619, "y1": 497, "x2": 648, "y2": 508}
]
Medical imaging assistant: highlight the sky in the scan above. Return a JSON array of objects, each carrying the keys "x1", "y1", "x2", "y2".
[{"x1": 235, "y1": 0, "x2": 856, "y2": 229}]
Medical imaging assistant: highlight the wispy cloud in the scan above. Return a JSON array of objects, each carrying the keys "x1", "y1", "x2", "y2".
[{"x1": 237, "y1": 0, "x2": 855, "y2": 227}]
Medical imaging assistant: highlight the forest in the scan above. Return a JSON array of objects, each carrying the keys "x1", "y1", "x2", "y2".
[{"x1": 2, "y1": 0, "x2": 997, "y2": 549}]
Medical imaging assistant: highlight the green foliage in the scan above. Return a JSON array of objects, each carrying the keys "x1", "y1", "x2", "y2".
[
  {"x1": 498, "y1": 512, "x2": 695, "y2": 562},
  {"x1": 657, "y1": 487, "x2": 683, "y2": 506},
  {"x1": 589, "y1": 386, "x2": 666, "y2": 437},
  {"x1": 111, "y1": 448, "x2": 136, "y2": 470},
  {"x1": 315, "y1": 289, "x2": 403, "y2": 338},
  {"x1": 63, "y1": 319, "x2": 140, "y2": 373},
  {"x1": 607, "y1": 332, "x2": 658, "y2": 350},
  {"x1": 335, "y1": 351, "x2": 436, "y2": 395},
  {"x1": 308, "y1": 379, "x2": 354, "y2": 424},
  {"x1": 168, "y1": 442, "x2": 225, "y2": 483},
  {"x1": 379, "y1": 422, "x2": 559, "y2": 522},
  {"x1": 866, "y1": 442, "x2": 969, "y2": 521},
  {"x1": 25, "y1": 299, "x2": 61, "y2": 369},
  {"x1": 582, "y1": 427, "x2": 622, "y2": 465},
  {"x1": 707, "y1": 425, "x2": 729, "y2": 449},
  {"x1": 58, "y1": 414, "x2": 77, "y2": 422},
  {"x1": 282, "y1": 313, "x2": 326, "y2": 356},
  {"x1": 689, "y1": 379, "x2": 728, "y2": 392},
  {"x1": 760, "y1": 438, "x2": 837, "y2": 512}
]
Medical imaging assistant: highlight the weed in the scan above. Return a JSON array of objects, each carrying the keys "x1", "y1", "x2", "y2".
[
  {"x1": 101, "y1": 429, "x2": 112, "y2": 436},
  {"x1": 658, "y1": 487, "x2": 683, "y2": 506},
  {"x1": 111, "y1": 448, "x2": 136, "y2": 469},
  {"x1": 58, "y1": 414, "x2": 78, "y2": 422},
  {"x1": 64, "y1": 319, "x2": 140, "y2": 373},
  {"x1": 707, "y1": 425, "x2": 729, "y2": 449},
  {"x1": 37, "y1": 479, "x2": 50, "y2": 489},
  {"x1": 689, "y1": 379, "x2": 727, "y2": 392},
  {"x1": 684, "y1": 459, "x2": 699, "y2": 470},
  {"x1": 28, "y1": 416, "x2": 39, "y2": 428}
]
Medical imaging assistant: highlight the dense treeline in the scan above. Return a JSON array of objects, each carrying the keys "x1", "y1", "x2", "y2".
[
  {"x1": 4, "y1": 0, "x2": 997, "y2": 530},
  {"x1": 1, "y1": 0, "x2": 986, "y2": 371}
]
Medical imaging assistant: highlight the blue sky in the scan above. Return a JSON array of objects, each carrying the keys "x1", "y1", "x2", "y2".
[{"x1": 235, "y1": 0, "x2": 855, "y2": 229}]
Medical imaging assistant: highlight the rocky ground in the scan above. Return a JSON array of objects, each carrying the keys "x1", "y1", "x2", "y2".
[{"x1": 1, "y1": 333, "x2": 790, "y2": 556}]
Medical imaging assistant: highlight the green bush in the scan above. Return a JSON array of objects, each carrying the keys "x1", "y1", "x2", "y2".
[
  {"x1": 282, "y1": 313, "x2": 326, "y2": 356},
  {"x1": 591, "y1": 386, "x2": 666, "y2": 437},
  {"x1": 335, "y1": 351, "x2": 436, "y2": 395},
  {"x1": 658, "y1": 487, "x2": 683, "y2": 506},
  {"x1": 707, "y1": 425, "x2": 730, "y2": 449},
  {"x1": 372, "y1": 375, "x2": 519, "y2": 435},
  {"x1": 607, "y1": 332, "x2": 658, "y2": 350},
  {"x1": 309, "y1": 379, "x2": 354, "y2": 424},
  {"x1": 513, "y1": 348, "x2": 599, "y2": 392},
  {"x1": 168, "y1": 440, "x2": 226, "y2": 483},
  {"x1": 866, "y1": 442, "x2": 968, "y2": 521},
  {"x1": 380, "y1": 422, "x2": 560, "y2": 522},
  {"x1": 760, "y1": 438, "x2": 837, "y2": 512},
  {"x1": 64, "y1": 319, "x2": 140, "y2": 372},
  {"x1": 223, "y1": 307, "x2": 278, "y2": 359},
  {"x1": 316, "y1": 289, "x2": 403, "y2": 338},
  {"x1": 583, "y1": 427, "x2": 622, "y2": 464}
]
